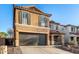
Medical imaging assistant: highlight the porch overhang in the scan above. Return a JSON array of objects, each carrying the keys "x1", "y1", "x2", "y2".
[{"x1": 50, "y1": 30, "x2": 65, "y2": 35}]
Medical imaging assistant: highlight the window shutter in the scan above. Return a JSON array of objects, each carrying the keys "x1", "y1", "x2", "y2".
[
  {"x1": 45, "y1": 18, "x2": 48, "y2": 27},
  {"x1": 38, "y1": 15, "x2": 41, "y2": 26},
  {"x1": 27, "y1": 13, "x2": 31, "y2": 25},
  {"x1": 21, "y1": 12, "x2": 24, "y2": 24},
  {"x1": 18, "y1": 11, "x2": 22, "y2": 24}
]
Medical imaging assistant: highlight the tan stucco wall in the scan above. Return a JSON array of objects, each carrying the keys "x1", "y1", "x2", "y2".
[
  {"x1": 15, "y1": 9, "x2": 49, "y2": 26},
  {"x1": 14, "y1": 8, "x2": 50, "y2": 46}
]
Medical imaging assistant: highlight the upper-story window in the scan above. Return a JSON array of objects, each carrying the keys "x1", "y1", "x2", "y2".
[
  {"x1": 71, "y1": 27, "x2": 75, "y2": 32},
  {"x1": 50, "y1": 24, "x2": 54, "y2": 30},
  {"x1": 56, "y1": 25, "x2": 58, "y2": 30},
  {"x1": 71, "y1": 27, "x2": 74, "y2": 32},
  {"x1": 61, "y1": 26, "x2": 65, "y2": 31},
  {"x1": 62, "y1": 28, "x2": 64, "y2": 31},
  {"x1": 77, "y1": 27, "x2": 79, "y2": 32},
  {"x1": 39, "y1": 15, "x2": 48, "y2": 27},
  {"x1": 19, "y1": 11, "x2": 31, "y2": 25}
]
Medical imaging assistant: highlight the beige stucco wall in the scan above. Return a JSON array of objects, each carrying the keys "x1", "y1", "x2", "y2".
[{"x1": 14, "y1": 8, "x2": 50, "y2": 46}]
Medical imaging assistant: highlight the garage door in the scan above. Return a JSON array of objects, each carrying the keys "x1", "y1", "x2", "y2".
[{"x1": 19, "y1": 32, "x2": 47, "y2": 46}]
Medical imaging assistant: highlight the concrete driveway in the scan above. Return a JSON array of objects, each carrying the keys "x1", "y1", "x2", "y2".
[{"x1": 20, "y1": 46, "x2": 73, "y2": 54}]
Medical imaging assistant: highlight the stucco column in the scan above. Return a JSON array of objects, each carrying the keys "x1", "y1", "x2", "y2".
[
  {"x1": 61, "y1": 35, "x2": 64, "y2": 46},
  {"x1": 47, "y1": 34, "x2": 50, "y2": 46},
  {"x1": 74, "y1": 37, "x2": 78, "y2": 46},
  {"x1": 51, "y1": 35, "x2": 54, "y2": 45},
  {"x1": 15, "y1": 31, "x2": 19, "y2": 46}
]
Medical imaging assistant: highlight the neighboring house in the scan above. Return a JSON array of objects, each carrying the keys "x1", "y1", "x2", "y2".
[
  {"x1": 64, "y1": 25, "x2": 79, "y2": 46},
  {"x1": 13, "y1": 6, "x2": 51, "y2": 46},
  {"x1": 49, "y1": 20, "x2": 79, "y2": 46},
  {"x1": 49, "y1": 21, "x2": 65, "y2": 45}
]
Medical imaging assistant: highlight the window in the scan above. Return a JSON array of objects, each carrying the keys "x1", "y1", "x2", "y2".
[
  {"x1": 50, "y1": 24, "x2": 54, "y2": 30},
  {"x1": 71, "y1": 27, "x2": 74, "y2": 32},
  {"x1": 56, "y1": 25, "x2": 58, "y2": 30},
  {"x1": 39, "y1": 15, "x2": 48, "y2": 27},
  {"x1": 62, "y1": 27, "x2": 64, "y2": 31},
  {"x1": 19, "y1": 11, "x2": 30, "y2": 25},
  {"x1": 77, "y1": 27, "x2": 79, "y2": 32},
  {"x1": 71, "y1": 27, "x2": 75, "y2": 32},
  {"x1": 71, "y1": 37, "x2": 74, "y2": 41}
]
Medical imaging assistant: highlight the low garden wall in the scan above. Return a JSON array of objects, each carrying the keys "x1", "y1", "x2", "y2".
[
  {"x1": 56, "y1": 45, "x2": 79, "y2": 54},
  {"x1": 0, "y1": 45, "x2": 7, "y2": 54}
]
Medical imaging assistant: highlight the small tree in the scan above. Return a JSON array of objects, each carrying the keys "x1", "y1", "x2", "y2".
[
  {"x1": 0, "y1": 32, "x2": 8, "y2": 38},
  {"x1": 7, "y1": 28, "x2": 13, "y2": 38}
]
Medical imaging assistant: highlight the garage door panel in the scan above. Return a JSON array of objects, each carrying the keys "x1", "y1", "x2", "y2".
[
  {"x1": 38, "y1": 35, "x2": 47, "y2": 45},
  {"x1": 19, "y1": 33, "x2": 47, "y2": 46},
  {"x1": 19, "y1": 33, "x2": 39, "y2": 46}
]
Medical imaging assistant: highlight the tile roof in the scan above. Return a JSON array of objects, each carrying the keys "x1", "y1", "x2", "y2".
[
  {"x1": 14, "y1": 6, "x2": 51, "y2": 17},
  {"x1": 50, "y1": 30, "x2": 65, "y2": 34}
]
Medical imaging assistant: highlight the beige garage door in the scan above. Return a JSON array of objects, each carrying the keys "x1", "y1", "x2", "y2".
[{"x1": 19, "y1": 32, "x2": 47, "y2": 46}]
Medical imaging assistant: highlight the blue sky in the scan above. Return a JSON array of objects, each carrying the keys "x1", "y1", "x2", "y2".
[{"x1": 0, "y1": 4, "x2": 79, "y2": 32}]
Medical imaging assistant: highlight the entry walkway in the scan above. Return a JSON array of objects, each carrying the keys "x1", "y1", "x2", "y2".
[{"x1": 20, "y1": 46, "x2": 73, "y2": 54}]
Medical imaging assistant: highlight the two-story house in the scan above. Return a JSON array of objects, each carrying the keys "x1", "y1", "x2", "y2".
[
  {"x1": 64, "y1": 25, "x2": 79, "y2": 46},
  {"x1": 49, "y1": 21, "x2": 65, "y2": 46},
  {"x1": 13, "y1": 6, "x2": 51, "y2": 46}
]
